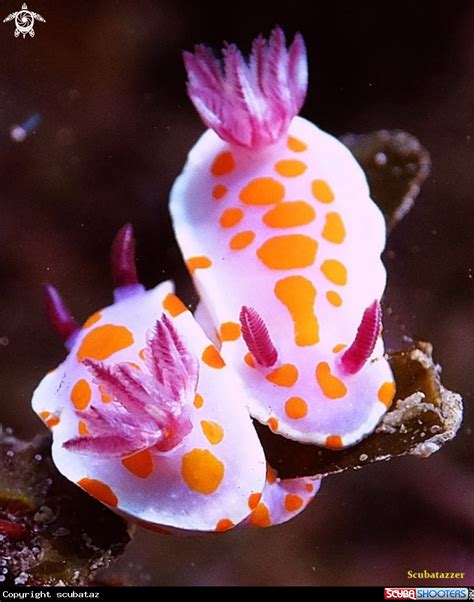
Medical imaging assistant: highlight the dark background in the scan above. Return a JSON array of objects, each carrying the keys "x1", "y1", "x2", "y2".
[{"x1": 0, "y1": 0, "x2": 472, "y2": 586}]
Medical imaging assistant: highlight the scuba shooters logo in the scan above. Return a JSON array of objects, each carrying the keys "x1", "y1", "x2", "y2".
[{"x1": 384, "y1": 588, "x2": 473, "y2": 600}]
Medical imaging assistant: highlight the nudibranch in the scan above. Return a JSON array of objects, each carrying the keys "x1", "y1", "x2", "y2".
[
  {"x1": 170, "y1": 28, "x2": 396, "y2": 448},
  {"x1": 32, "y1": 226, "x2": 319, "y2": 532}
]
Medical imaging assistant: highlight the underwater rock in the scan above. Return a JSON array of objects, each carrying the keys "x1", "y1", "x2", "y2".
[
  {"x1": 0, "y1": 429, "x2": 131, "y2": 586},
  {"x1": 342, "y1": 130, "x2": 431, "y2": 230},
  {"x1": 255, "y1": 341, "x2": 463, "y2": 479}
]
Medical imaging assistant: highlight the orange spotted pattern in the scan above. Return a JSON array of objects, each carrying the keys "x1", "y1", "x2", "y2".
[
  {"x1": 77, "y1": 325, "x2": 134, "y2": 362},
  {"x1": 78, "y1": 478, "x2": 118, "y2": 506},
  {"x1": 287, "y1": 136, "x2": 307, "y2": 152},
  {"x1": 267, "y1": 417, "x2": 279, "y2": 432},
  {"x1": 201, "y1": 420, "x2": 224, "y2": 445},
  {"x1": 257, "y1": 234, "x2": 317, "y2": 270},
  {"x1": 263, "y1": 201, "x2": 315, "y2": 228},
  {"x1": 265, "y1": 364, "x2": 299, "y2": 387},
  {"x1": 83, "y1": 312, "x2": 102, "y2": 329},
  {"x1": 322, "y1": 212, "x2": 346, "y2": 244},
  {"x1": 325, "y1": 435, "x2": 343, "y2": 449},
  {"x1": 219, "y1": 207, "x2": 244, "y2": 228},
  {"x1": 70, "y1": 379, "x2": 92, "y2": 410},
  {"x1": 239, "y1": 177, "x2": 285, "y2": 205},
  {"x1": 78, "y1": 420, "x2": 89, "y2": 436},
  {"x1": 378, "y1": 382, "x2": 396, "y2": 408},
  {"x1": 326, "y1": 290, "x2": 343, "y2": 307},
  {"x1": 40, "y1": 411, "x2": 60, "y2": 429},
  {"x1": 284, "y1": 494, "x2": 304, "y2": 512},
  {"x1": 220, "y1": 322, "x2": 241, "y2": 341},
  {"x1": 311, "y1": 179, "x2": 334, "y2": 203},
  {"x1": 193, "y1": 393, "x2": 204, "y2": 409},
  {"x1": 248, "y1": 492, "x2": 262, "y2": 509},
  {"x1": 202, "y1": 345, "x2": 225, "y2": 368},
  {"x1": 275, "y1": 159, "x2": 307, "y2": 177},
  {"x1": 122, "y1": 449, "x2": 153, "y2": 478},
  {"x1": 211, "y1": 151, "x2": 235, "y2": 176},
  {"x1": 316, "y1": 362, "x2": 347, "y2": 399},
  {"x1": 244, "y1": 352, "x2": 255, "y2": 368},
  {"x1": 321, "y1": 259, "x2": 347, "y2": 286},
  {"x1": 230, "y1": 230, "x2": 255, "y2": 250},
  {"x1": 187, "y1": 256, "x2": 212, "y2": 274},
  {"x1": 162, "y1": 293, "x2": 187, "y2": 317},
  {"x1": 215, "y1": 518, "x2": 234, "y2": 532},
  {"x1": 212, "y1": 184, "x2": 228, "y2": 200},
  {"x1": 274, "y1": 276, "x2": 319, "y2": 346},
  {"x1": 181, "y1": 449, "x2": 224, "y2": 494},
  {"x1": 285, "y1": 396, "x2": 308, "y2": 420},
  {"x1": 249, "y1": 502, "x2": 271, "y2": 527}
]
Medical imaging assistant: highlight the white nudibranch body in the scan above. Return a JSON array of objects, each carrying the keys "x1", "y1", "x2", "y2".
[{"x1": 170, "y1": 28, "x2": 396, "y2": 449}]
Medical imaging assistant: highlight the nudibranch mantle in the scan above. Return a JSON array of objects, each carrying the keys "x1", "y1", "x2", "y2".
[
  {"x1": 33, "y1": 230, "x2": 318, "y2": 532},
  {"x1": 170, "y1": 29, "x2": 396, "y2": 448}
]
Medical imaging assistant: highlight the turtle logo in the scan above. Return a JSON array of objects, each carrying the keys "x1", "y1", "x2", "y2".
[{"x1": 3, "y1": 3, "x2": 45, "y2": 38}]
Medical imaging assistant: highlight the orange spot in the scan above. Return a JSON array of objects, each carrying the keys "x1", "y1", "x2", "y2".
[
  {"x1": 267, "y1": 417, "x2": 279, "y2": 432},
  {"x1": 212, "y1": 184, "x2": 228, "y2": 200},
  {"x1": 78, "y1": 421, "x2": 89, "y2": 436},
  {"x1": 285, "y1": 396, "x2": 308, "y2": 419},
  {"x1": 202, "y1": 345, "x2": 225, "y2": 369},
  {"x1": 321, "y1": 259, "x2": 347, "y2": 286},
  {"x1": 311, "y1": 179, "x2": 334, "y2": 203},
  {"x1": 99, "y1": 384, "x2": 112, "y2": 403},
  {"x1": 187, "y1": 256, "x2": 212, "y2": 274},
  {"x1": 287, "y1": 136, "x2": 307, "y2": 152},
  {"x1": 229, "y1": 230, "x2": 255, "y2": 250},
  {"x1": 70, "y1": 379, "x2": 92, "y2": 410},
  {"x1": 305, "y1": 483, "x2": 314, "y2": 493},
  {"x1": 322, "y1": 212, "x2": 346, "y2": 244},
  {"x1": 263, "y1": 201, "x2": 315, "y2": 229},
  {"x1": 327, "y1": 290, "x2": 343, "y2": 307},
  {"x1": 220, "y1": 321, "x2": 241, "y2": 341},
  {"x1": 266, "y1": 364, "x2": 298, "y2": 387},
  {"x1": 284, "y1": 494, "x2": 303, "y2": 512},
  {"x1": 78, "y1": 478, "x2": 118, "y2": 507},
  {"x1": 378, "y1": 382, "x2": 396, "y2": 408},
  {"x1": 181, "y1": 449, "x2": 224, "y2": 494},
  {"x1": 257, "y1": 235, "x2": 317, "y2": 270},
  {"x1": 138, "y1": 348, "x2": 146, "y2": 361},
  {"x1": 163, "y1": 293, "x2": 187, "y2": 317},
  {"x1": 201, "y1": 420, "x2": 224, "y2": 445},
  {"x1": 219, "y1": 207, "x2": 244, "y2": 228},
  {"x1": 77, "y1": 325, "x2": 134, "y2": 361},
  {"x1": 249, "y1": 502, "x2": 271, "y2": 528},
  {"x1": 244, "y1": 352, "x2": 255, "y2": 368},
  {"x1": 275, "y1": 159, "x2": 307, "y2": 177},
  {"x1": 325, "y1": 435, "x2": 343, "y2": 449},
  {"x1": 239, "y1": 177, "x2": 285, "y2": 205},
  {"x1": 211, "y1": 150, "x2": 236, "y2": 176},
  {"x1": 266, "y1": 465, "x2": 278, "y2": 484},
  {"x1": 215, "y1": 518, "x2": 234, "y2": 532},
  {"x1": 248, "y1": 492, "x2": 262, "y2": 509},
  {"x1": 316, "y1": 362, "x2": 347, "y2": 399},
  {"x1": 40, "y1": 411, "x2": 60, "y2": 429},
  {"x1": 83, "y1": 312, "x2": 101, "y2": 329},
  {"x1": 122, "y1": 449, "x2": 153, "y2": 478},
  {"x1": 127, "y1": 362, "x2": 142, "y2": 371},
  {"x1": 332, "y1": 343, "x2": 347, "y2": 353},
  {"x1": 47, "y1": 416, "x2": 60, "y2": 428},
  {"x1": 194, "y1": 393, "x2": 204, "y2": 409},
  {"x1": 274, "y1": 276, "x2": 319, "y2": 346}
]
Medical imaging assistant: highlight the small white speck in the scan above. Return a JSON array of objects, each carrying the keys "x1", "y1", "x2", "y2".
[
  {"x1": 374, "y1": 152, "x2": 387, "y2": 166},
  {"x1": 359, "y1": 453, "x2": 368, "y2": 462}
]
